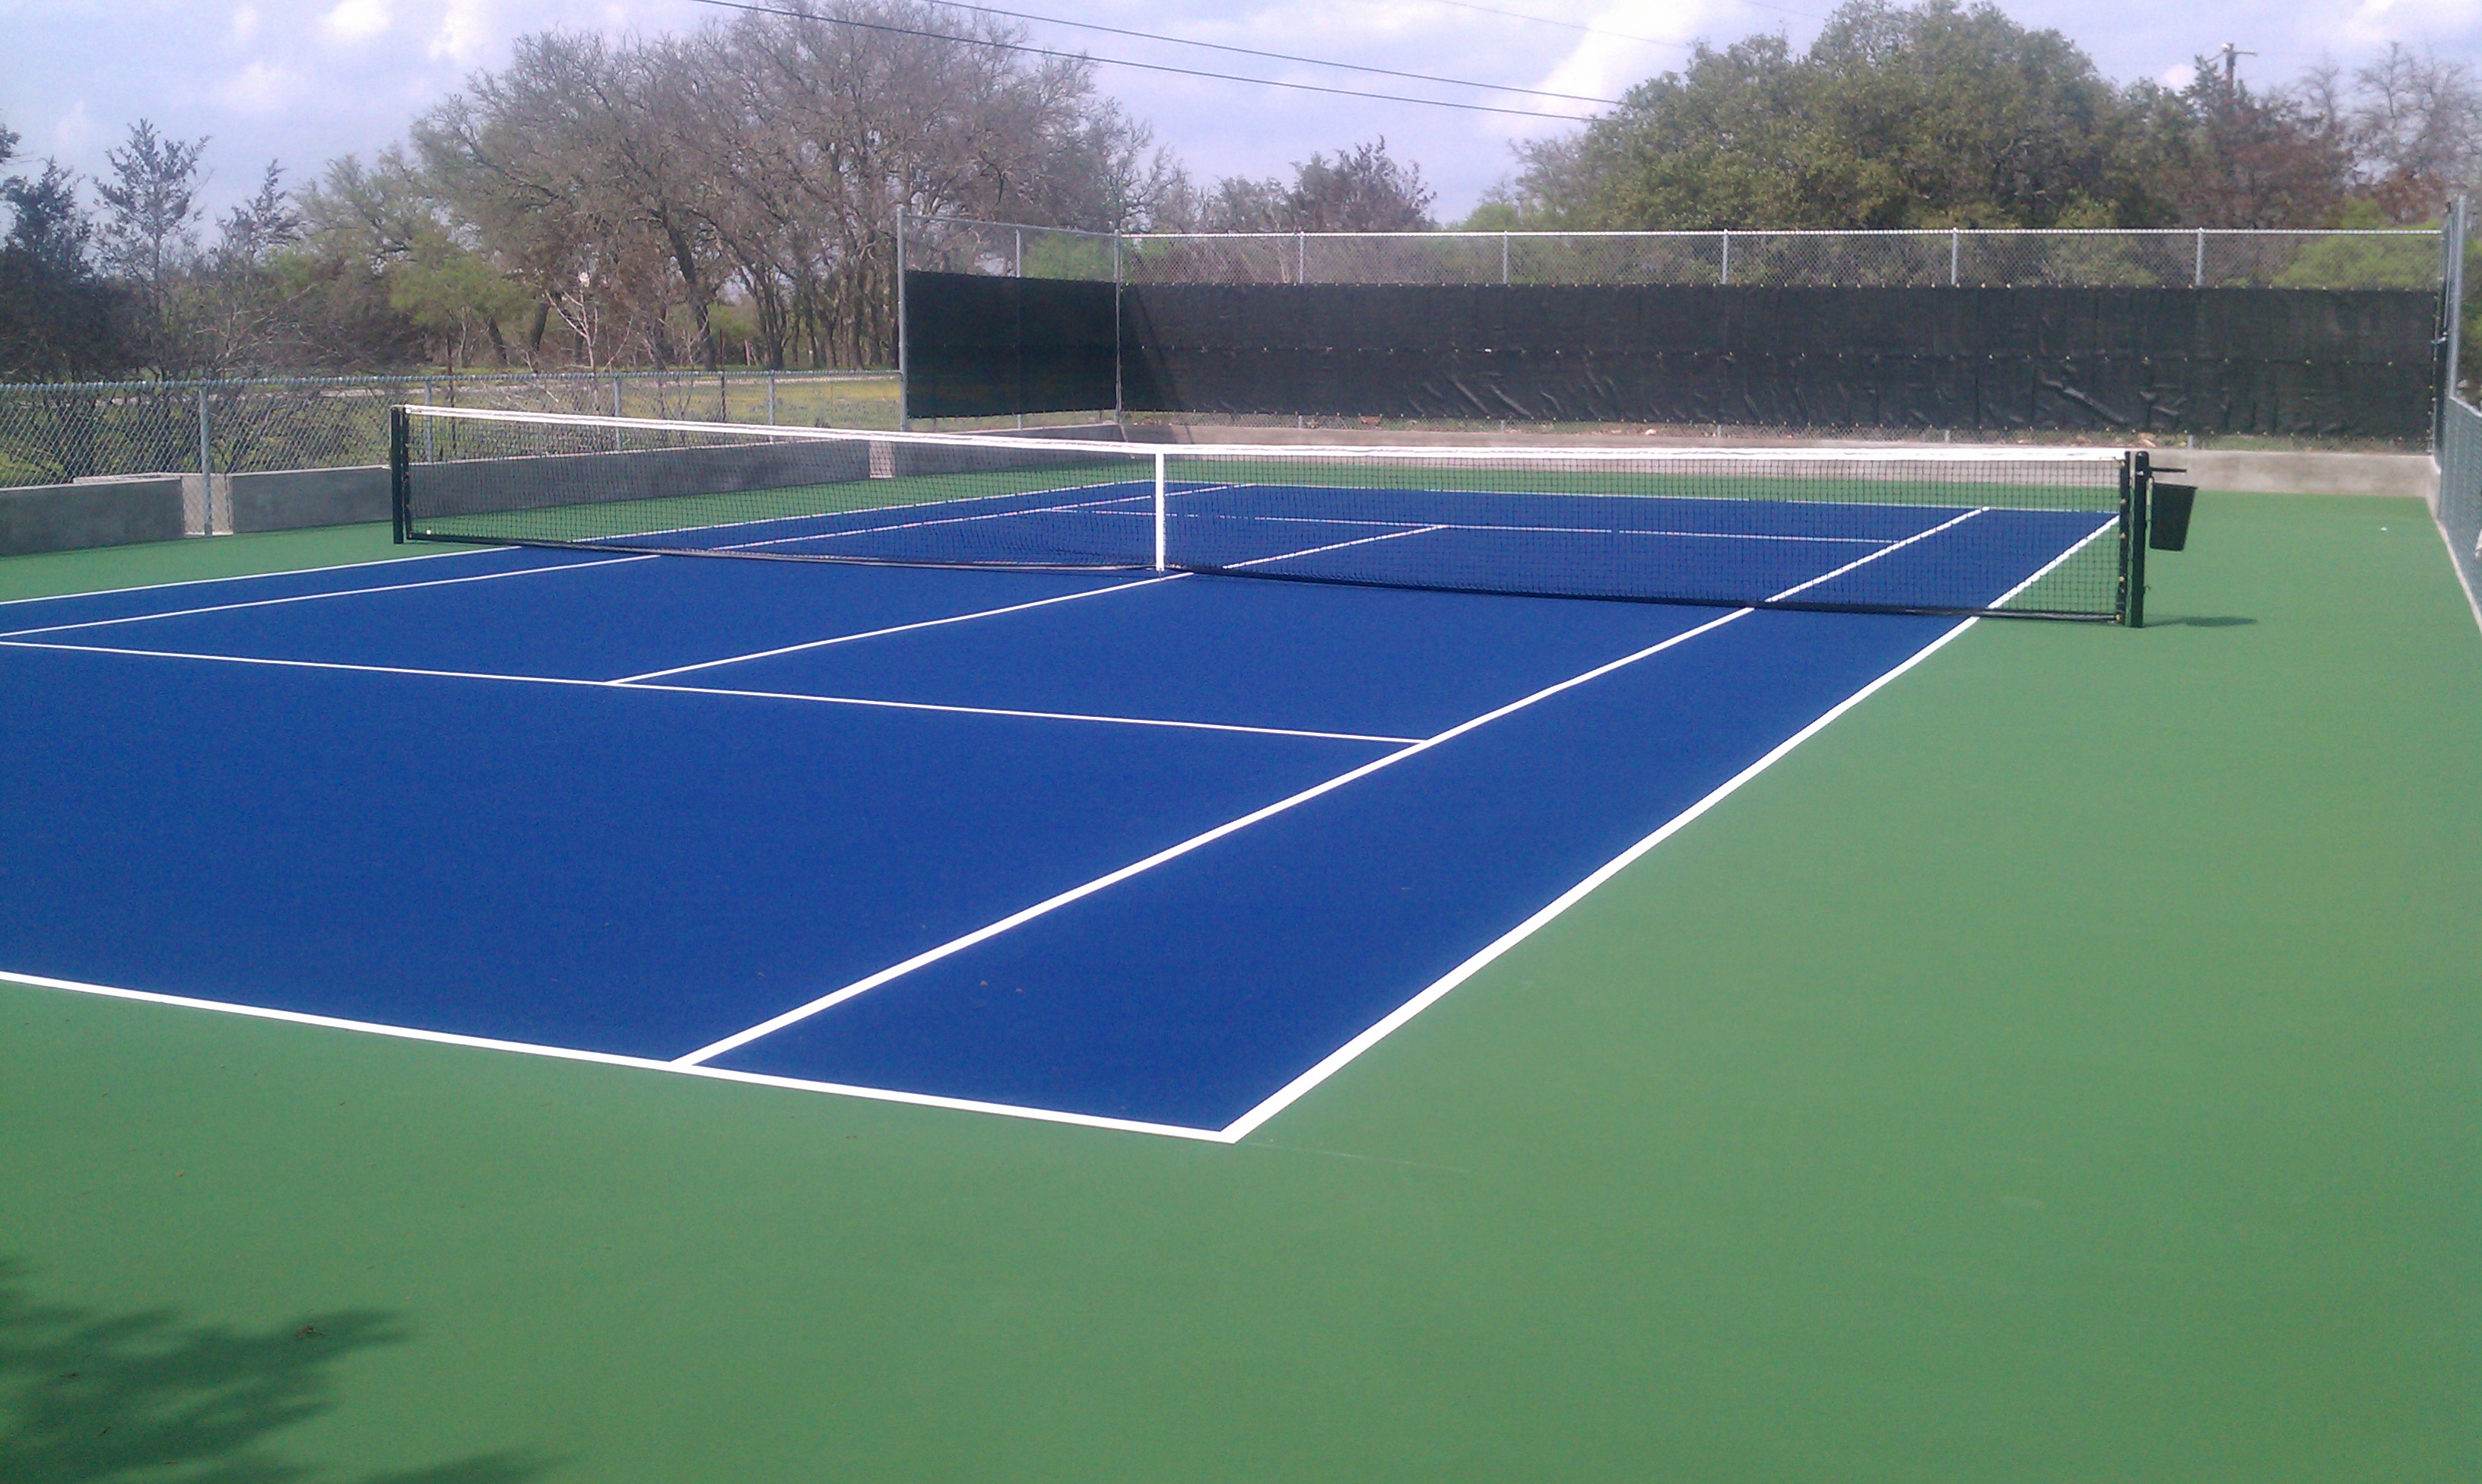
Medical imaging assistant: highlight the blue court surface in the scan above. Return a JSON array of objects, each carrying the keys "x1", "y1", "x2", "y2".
[{"x1": 0, "y1": 498, "x2": 2111, "y2": 1139}]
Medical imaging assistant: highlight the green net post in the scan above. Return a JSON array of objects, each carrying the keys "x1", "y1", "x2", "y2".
[
  {"x1": 389, "y1": 405, "x2": 409, "y2": 544},
  {"x1": 2117, "y1": 452, "x2": 2150, "y2": 627}
]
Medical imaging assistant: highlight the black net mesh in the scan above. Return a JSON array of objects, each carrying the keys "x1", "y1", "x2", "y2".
[{"x1": 398, "y1": 407, "x2": 2130, "y2": 619}]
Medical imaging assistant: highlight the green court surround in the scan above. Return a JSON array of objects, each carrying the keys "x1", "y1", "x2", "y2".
[{"x1": 2, "y1": 493, "x2": 2474, "y2": 1482}]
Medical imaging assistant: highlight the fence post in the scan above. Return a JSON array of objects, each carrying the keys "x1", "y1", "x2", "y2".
[
  {"x1": 2440, "y1": 198, "x2": 2467, "y2": 450},
  {"x1": 194, "y1": 383, "x2": 220, "y2": 537},
  {"x1": 1501, "y1": 231, "x2": 1510, "y2": 286},
  {"x1": 2194, "y1": 228, "x2": 2206, "y2": 288},
  {"x1": 1720, "y1": 230, "x2": 1731, "y2": 286},
  {"x1": 767, "y1": 372, "x2": 778, "y2": 426},
  {"x1": 896, "y1": 210, "x2": 911, "y2": 430},
  {"x1": 1950, "y1": 228, "x2": 1960, "y2": 287},
  {"x1": 1112, "y1": 229, "x2": 1126, "y2": 427}
]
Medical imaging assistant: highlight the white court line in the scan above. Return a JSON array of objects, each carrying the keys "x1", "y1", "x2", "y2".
[
  {"x1": 0, "y1": 552, "x2": 651, "y2": 639},
  {"x1": 0, "y1": 542, "x2": 494, "y2": 610},
  {"x1": 1226, "y1": 523, "x2": 1448, "y2": 569},
  {"x1": 1996, "y1": 513, "x2": 2119, "y2": 605},
  {"x1": 612, "y1": 574, "x2": 1183, "y2": 683},
  {"x1": 619, "y1": 684, "x2": 1421, "y2": 745},
  {"x1": 670, "y1": 605, "x2": 1757, "y2": 1068},
  {"x1": 1214, "y1": 615, "x2": 1981, "y2": 1140},
  {"x1": 0, "y1": 969, "x2": 1225, "y2": 1143},
  {"x1": 1768, "y1": 506, "x2": 1985, "y2": 601},
  {"x1": 0, "y1": 637, "x2": 1411, "y2": 744}
]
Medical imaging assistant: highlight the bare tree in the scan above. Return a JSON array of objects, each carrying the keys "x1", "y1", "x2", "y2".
[
  {"x1": 1197, "y1": 141, "x2": 1435, "y2": 231},
  {"x1": 182, "y1": 161, "x2": 306, "y2": 373},
  {"x1": 215, "y1": 162, "x2": 300, "y2": 268},
  {"x1": 1287, "y1": 140, "x2": 1436, "y2": 230},
  {"x1": 706, "y1": 0, "x2": 1141, "y2": 366},
  {"x1": 2338, "y1": 45, "x2": 2482, "y2": 220}
]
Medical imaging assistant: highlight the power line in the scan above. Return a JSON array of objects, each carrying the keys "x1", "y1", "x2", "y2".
[
  {"x1": 1430, "y1": 0, "x2": 1689, "y2": 49},
  {"x1": 683, "y1": 0, "x2": 1602, "y2": 120},
  {"x1": 1430, "y1": 1, "x2": 1831, "y2": 52},
  {"x1": 915, "y1": 0, "x2": 1620, "y2": 106}
]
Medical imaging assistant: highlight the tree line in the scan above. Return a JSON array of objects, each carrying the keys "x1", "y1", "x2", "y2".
[
  {"x1": 2, "y1": 0, "x2": 2476, "y2": 383},
  {"x1": 1472, "y1": 4, "x2": 2480, "y2": 231}
]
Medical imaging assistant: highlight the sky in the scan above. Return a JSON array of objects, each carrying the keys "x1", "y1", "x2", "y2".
[{"x1": 2, "y1": 0, "x2": 2477, "y2": 226}]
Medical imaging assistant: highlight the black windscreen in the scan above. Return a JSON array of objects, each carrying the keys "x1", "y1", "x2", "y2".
[
  {"x1": 903, "y1": 270, "x2": 1117, "y2": 418},
  {"x1": 1112, "y1": 284, "x2": 2437, "y2": 438}
]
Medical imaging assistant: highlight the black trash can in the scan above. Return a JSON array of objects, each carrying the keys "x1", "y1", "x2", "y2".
[{"x1": 2150, "y1": 482, "x2": 2196, "y2": 551}]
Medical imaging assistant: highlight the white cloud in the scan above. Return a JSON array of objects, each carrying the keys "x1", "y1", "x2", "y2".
[
  {"x1": 1474, "y1": 0, "x2": 1703, "y2": 141},
  {"x1": 2160, "y1": 62, "x2": 2197, "y2": 88},
  {"x1": 51, "y1": 100, "x2": 94, "y2": 156},
  {"x1": 216, "y1": 61, "x2": 299, "y2": 116},
  {"x1": 323, "y1": 0, "x2": 392, "y2": 43},
  {"x1": 232, "y1": 5, "x2": 261, "y2": 45},
  {"x1": 2341, "y1": 0, "x2": 2482, "y2": 43},
  {"x1": 430, "y1": 0, "x2": 496, "y2": 64}
]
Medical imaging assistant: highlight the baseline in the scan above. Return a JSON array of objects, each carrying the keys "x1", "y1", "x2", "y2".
[{"x1": 0, "y1": 969, "x2": 1225, "y2": 1143}]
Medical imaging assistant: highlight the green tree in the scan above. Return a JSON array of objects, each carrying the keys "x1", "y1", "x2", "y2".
[
  {"x1": 1496, "y1": 0, "x2": 2150, "y2": 230},
  {"x1": 277, "y1": 152, "x2": 434, "y2": 368},
  {"x1": 0, "y1": 157, "x2": 125, "y2": 379}
]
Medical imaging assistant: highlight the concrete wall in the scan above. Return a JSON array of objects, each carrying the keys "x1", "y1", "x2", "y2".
[
  {"x1": 230, "y1": 465, "x2": 392, "y2": 533},
  {"x1": 963, "y1": 423, "x2": 1128, "y2": 442},
  {"x1": 2155, "y1": 449, "x2": 2436, "y2": 503},
  {"x1": 0, "y1": 476, "x2": 187, "y2": 556},
  {"x1": 408, "y1": 442, "x2": 870, "y2": 522}
]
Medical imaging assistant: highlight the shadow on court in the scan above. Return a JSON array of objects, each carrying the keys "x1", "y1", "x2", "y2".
[
  {"x1": 2156, "y1": 614, "x2": 2258, "y2": 626},
  {"x1": 0, "y1": 1259, "x2": 550, "y2": 1484}
]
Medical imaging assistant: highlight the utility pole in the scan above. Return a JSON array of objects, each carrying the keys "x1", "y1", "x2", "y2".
[{"x1": 2217, "y1": 41, "x2": 2256, "y2": 88}]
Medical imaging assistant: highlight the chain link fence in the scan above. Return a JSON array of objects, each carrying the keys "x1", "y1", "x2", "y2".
[
  {"x1": 900, "y1": 216, "x2": 1119, "y2": 281},
  {"x1": 1116, "y1": 228, "x2": 2443, "y2": 290},
  {"x1": 0, "y1": 370, "x2": 898, "y2": 492},
  {"x1": 2439, "y1": 397, "x2": 2482, "y2": 614}
]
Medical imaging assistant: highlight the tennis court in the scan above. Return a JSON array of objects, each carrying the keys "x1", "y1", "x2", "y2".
[
  {"x1": 1, "y1": 435, "x2": 2472, "y2": 1482},
  {"x1": 0, "y1": 423, "x2": 2119, "y2": 1137}
]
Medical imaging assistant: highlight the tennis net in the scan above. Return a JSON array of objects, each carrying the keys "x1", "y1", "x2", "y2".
[{"x1": 392, "y1": 406, "x2": 2141, "y2": 620}]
